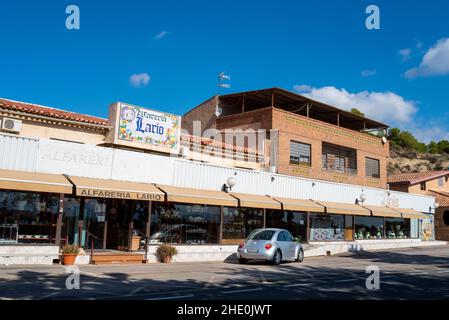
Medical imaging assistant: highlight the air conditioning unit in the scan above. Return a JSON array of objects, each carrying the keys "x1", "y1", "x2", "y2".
[{"x1": 1, "y1": 118, "x2": 22, "y2": 133}]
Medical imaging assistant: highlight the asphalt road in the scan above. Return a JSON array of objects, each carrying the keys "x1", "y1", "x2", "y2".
[{"x1": 1, "y1": 245, "x2": 449, "y2": 300}]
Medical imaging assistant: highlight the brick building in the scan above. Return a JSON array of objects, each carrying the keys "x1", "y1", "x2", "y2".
[
  {"x1": 183, "y1": 88, "x2": 390, "y2": 189},
  {"x1": 388, "y1": 170, "x2": 449, "y2": 240}
]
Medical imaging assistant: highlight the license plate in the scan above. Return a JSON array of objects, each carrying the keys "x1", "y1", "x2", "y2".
[{"x1": 247, "y1": 249, "x2": 259, "y2": 253}]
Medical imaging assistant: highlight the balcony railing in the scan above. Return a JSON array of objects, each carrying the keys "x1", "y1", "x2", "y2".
[{"x1": 321, "y1": 163, "x2": 357, "y2": 175}]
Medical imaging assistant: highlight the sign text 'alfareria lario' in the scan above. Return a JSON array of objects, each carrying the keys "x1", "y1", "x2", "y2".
[{"x1": 106, "y1": 102, "x2": 181, "y2": 154}]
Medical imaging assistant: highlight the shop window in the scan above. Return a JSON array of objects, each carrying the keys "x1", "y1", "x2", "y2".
[
  {"x1": 438, "y1": 177, "x2": 444, "y2": 187},
  {"x1": 150, "y1": 203, "x2": 221, "y2": 244},
  {"x1": 61, "y1": 197, "x2": 81, "y2": 246},
  {"x1": 0, "y1": 190, "x2": 59, "y2": 244},
  {"x1": 443, "y1": 210, "x2": 449, "y2": 226},
  {"x1": 290, "y1": 141, "x2": 311, "y2": 166},
  {"x1": 222, "y1": 207, "x2": 264, "y2": 242},
  {"x1": 310, "y1": 214, "x2": 345, "y2": 241},
  {"x1": 385, "y1": 218, "x2": 411, "y2": 239},
  {"x1": 365, "y1": 157, "x2": 380, "y2": 178},
  {"x1": 354, "y1": 216, "x2": 384, "y2": 239},
  {"x1": 266, "y1": 210, "x2": 307, "y2": 242}
]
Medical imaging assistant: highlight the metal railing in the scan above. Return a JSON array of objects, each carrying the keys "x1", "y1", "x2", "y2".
[
  {"x1": 321, "y1": 163, "x2": 357, "y2": 175},
  {"x1": 85, "y1": 231, "x2": 99, "y2": 264}
]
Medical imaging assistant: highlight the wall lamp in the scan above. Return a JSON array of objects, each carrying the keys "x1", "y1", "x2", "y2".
[
  {"x1": 355, "y1": 191, "x2": 367, "y2": 205},
  {"x1": 222, "y1": 176, "x2": 236, "y2": 193}
]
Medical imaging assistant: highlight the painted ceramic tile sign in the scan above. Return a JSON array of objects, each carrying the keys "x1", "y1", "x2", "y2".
[{"x1": 116, "y1": 103, "x2": 181, "y2": 152}]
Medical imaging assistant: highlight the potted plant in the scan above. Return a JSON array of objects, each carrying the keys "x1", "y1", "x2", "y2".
[
  {"x1": 156, "y1": 244, "x2": 178, "y2": 263},
  {"x1": 61, "y1": 244, "x2": 80, "y2": 265}
]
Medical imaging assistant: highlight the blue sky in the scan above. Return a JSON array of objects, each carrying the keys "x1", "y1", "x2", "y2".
[{"x1": 0, "y1": 0, "x2": 448, "y2": 141}]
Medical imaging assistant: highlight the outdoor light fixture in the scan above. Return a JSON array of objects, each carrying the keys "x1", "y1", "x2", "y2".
[
  {"x1": 356, "y1": 191, "x2": 367, "y2": 205},
  {"x1": 429, "y1": 203, "x2": 439, "y2": 213},
  {"x1": 223, "y1": 176, "x2": 236, "y2": 193}
]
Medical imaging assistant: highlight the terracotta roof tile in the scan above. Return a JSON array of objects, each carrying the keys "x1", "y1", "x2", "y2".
[
  {"x1": 428, "y1": 190, "x2": 449, "y2": 207},
  {"x1": 388, "y1": 170, "x2": 449, "y2": 185},
  {"x1": 0, "y1": 98, "x2": 109, "y2": 126}
]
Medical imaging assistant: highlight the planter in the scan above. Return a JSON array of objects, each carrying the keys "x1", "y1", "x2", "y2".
[
  {"x1": 162, "y1": 256, "x2": 172, "y2": 263},
  {"x1": 62, "y1": 254, "x2": 78, "y2": 265}
]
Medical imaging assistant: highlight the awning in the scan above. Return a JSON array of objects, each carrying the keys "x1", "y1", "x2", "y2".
[
  {"x1": 0, "y1": 169, "x2": 72, "y2": 194},
  {"x1": 157, "y1": 185, "x2": 238, "y2": 207},
  {"x1": 314, "y1": 201, "x2": 371, "y2": 216},
  {"x1": 230, "y1": 193, "x2": 282, "y2": 210},
  {"x1": 69, "y1": 176, "x2": 164, "y2": 201},
  {"x1": 272, "y1": 197, "x2": 325, "y2": 212},
  {"x1": 362, "y1": 205, "x2": 402, "y2": 218},
  {"x1": 392, "y1": 208, "x2": 430, "y2": 219}
]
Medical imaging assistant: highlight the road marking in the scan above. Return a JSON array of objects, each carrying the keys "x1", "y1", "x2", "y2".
[
  {"x1": 335, "y1": 279, "x2": 358, "y2": 283},
  {"x1": 410, "y1": 272, "x2": 429, "y2": 276},
  {"x1": 283, "y1": 283, "x2": 309, "y2": 288},
  {"x1": 437, "y1": 270, "x2": 449, "y2": 274},
  {"x1": 222, "y1": 288, "x2": 263, "y2": 294},
  {"x1": 146, "y1": 294, "x2": 195, "y2": 300}
]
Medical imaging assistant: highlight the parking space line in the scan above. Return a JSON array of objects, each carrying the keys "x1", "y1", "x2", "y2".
[
  {"x1": 222, "y1": 288, "x2": 263, "y2": 294},
  {"x1": 146, "y1": 294, "x2": 195, "y2": 300},
  {"x1": 335, "y1": 279, "x2": 358, "y2": 283},
  {"x1": 283, "y1": 283, "x2": 309, "y2": 288}
]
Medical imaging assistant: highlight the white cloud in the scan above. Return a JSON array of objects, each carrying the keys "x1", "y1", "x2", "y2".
[
  {"x1": 361, "y1": 69, "x2": 376, "y2": 77},
  {"x1": 154, "y1": 31, "x2": 169, "y2": 40},
  {"x1": 129, "y1": 73, "x2": 150, "y2": 88},
  {"x1": 293, "y1": 85, "x2": 417, "y2": 124},
  {"x1": 410, "y1": 126, "x2": 449, "y2": 143},
  {"x1": 398, "y1": 48, "x2": 412, "y2": 62},
  {"x1": 404, "y1": 38, "x2": 449, "y2": 79}
]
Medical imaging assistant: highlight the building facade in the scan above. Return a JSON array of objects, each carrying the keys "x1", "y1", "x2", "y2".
[
  {"x1": 389, "y1": 171, "x2": 449, "y2": 241},
  {"x1": 0, "y1": 93, "x2": 437, "y2": 264}
]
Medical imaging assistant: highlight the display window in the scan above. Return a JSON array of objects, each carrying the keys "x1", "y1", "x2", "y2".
[
  {"x1": 266, "y1": 210, "x2": 307, "y2": 242},
  {"x1": 354, "y1": 216, "x2": 384, "y2": 239},
  {"x1": 0, "y1": 190, "x2": 59, "y2": 244},
  {"x1": 385, "y1": 218, "x2": 411, "y2": 239},
  {"x1": 310, "y1": 213, "x2": 345, "y2": 241},
  {"x1": 150, "y1": 203, "x2": 221, "y2": 244},
  {"x1": 222, "y1": 207, "x2": 264, "y2": 241}
]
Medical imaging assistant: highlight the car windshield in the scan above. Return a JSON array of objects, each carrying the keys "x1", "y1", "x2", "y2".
[{"x1": 247, "y1": 230, "x2": 275, "y2": 241}]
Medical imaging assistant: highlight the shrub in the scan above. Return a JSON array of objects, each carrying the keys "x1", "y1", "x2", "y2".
[
  {"x1": 61, "y1": 244, "x2": 80, "y2": 255},
  {"x1": 156, "y1": 244, "x2": 178, "y2": 261}
]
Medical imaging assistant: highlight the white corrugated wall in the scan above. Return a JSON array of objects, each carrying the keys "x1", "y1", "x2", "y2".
[{"x1": 0, "y1": 134, "x2": 38, "y2": 172}]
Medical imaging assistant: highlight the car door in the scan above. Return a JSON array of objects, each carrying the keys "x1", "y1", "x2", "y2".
[
  {"x1": 276, "y1": 231, "x2": 288, "y2": 258},
  {"x1": 284, "y1": 231, "x2": 297, "y2": 260}
]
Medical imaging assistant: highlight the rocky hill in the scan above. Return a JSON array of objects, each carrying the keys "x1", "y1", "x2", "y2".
[{"x1": 388, "y1": 147, "x2": 449, "y2": 175}]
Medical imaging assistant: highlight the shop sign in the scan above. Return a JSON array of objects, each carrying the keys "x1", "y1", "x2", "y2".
[
  {"x1": 107, "y1": 102, "x2": 181, "y2": 154},
  {"x1": 77, "y1": 188, "x2": 164, "y2": 201},
  {"x1": 383, "y1": 193, "x2": 399, "y2": 208}
]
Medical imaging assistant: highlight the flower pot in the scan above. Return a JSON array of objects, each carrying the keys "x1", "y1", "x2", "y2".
[
  {"x1": 162, "y1": 256, "x2": 172, "y2": 263},
  {"x1": 62, "y1": 254, "x2": 78, "y2": 265}
]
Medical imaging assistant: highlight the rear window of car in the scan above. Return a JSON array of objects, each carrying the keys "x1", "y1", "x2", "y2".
[{"x1": 247, "y1": 230, "x2": 275, "y2": 240}]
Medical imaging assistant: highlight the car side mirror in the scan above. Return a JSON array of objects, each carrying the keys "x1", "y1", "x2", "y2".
[{"x1": 294, "y1": 237, "x2": 300, "y2": 242}]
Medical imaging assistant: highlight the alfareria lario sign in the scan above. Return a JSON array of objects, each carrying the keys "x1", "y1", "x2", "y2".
[
  {"x1": 106, "y1": 102, "x2": 181, "y2": 154},
  {"x1": 76, "y1": 188, "x2": 164, "y2": 201}
]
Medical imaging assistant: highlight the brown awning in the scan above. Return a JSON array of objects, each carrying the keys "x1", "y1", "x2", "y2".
[
  {"x1": 157, "y1": 185, "x2": 238, "y2": 207},
  {"x1": 362, "y1": 205, "x2": 402, "y2": 218},
  {"x1": 392, "y1": 208, "x2": 430, "y2": 219},
  {"x1": 0, "y1": 169, "x2": 72, "y2": 194},
  {"x1": 69, "y1": 176, "x2": 164, "y2": 201},
  {"x1": 315, "y1": 201, "x2": 371, "y2": 216},
  {"x1": 272, "y1": 197, "x2": 325, "y2": 212},
  {"x1": 230, "y1": 193, "x2": 282, "y2": 210}
]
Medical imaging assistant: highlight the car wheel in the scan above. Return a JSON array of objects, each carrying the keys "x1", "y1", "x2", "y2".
[
  {"x1": 239, "y1": 258, "x2": 248, "y2": 264},
  {"x1": 296, "y1": 248, "x2": 304, "y2": 263},
  {"x1": 272, "y1": 250, "x2": 282, "y2": 265}
]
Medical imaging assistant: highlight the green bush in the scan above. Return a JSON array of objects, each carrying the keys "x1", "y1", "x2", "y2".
[
  {"x1": 61, "y1": 244, "x2": 80, "y2": 255},
  {"x1": 156, "y1": 244, "x2": 178, "y2": 260}
]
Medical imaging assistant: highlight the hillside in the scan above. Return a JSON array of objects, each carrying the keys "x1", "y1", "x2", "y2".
[{"x1": 388, "y1": 146, "x2": 449, "y2": 175}]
